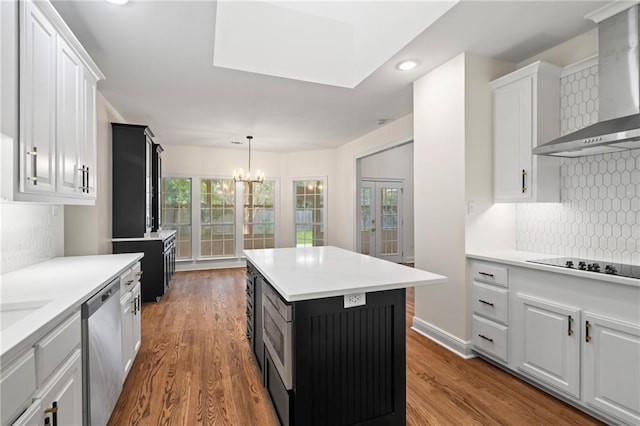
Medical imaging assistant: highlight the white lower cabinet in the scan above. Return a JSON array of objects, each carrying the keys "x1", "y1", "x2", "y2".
[
  {"x1": 469, "y1": 258, "x2": 640, "y2": 424},
  {"x1": 121, "y1": 263, "x2": 142, "y2": 380},
  {"x1": 470, "y1": 261, "x2": 509, "y2": 363},
  {"x1": 516, "y1": 294, "x2": 580, "y2": 398},
  {"x1": 32, "y1": 349, "x2": 82, "y2": 426},
  {"x1": 1, "y1": 311, "x2": 82, "y2": 426},
  {"x1": 582, "y1": 312, "x2": 640, "y2": 425}
]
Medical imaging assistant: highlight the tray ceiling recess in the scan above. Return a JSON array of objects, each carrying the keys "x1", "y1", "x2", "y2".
[{"x1": 213, "y1": 1, "x2": 458, "y2": 88}]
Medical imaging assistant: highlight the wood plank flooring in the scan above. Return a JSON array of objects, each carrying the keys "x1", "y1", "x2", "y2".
[{"x1": 109, "y1": 269, "x2": 602, "y2": 425}]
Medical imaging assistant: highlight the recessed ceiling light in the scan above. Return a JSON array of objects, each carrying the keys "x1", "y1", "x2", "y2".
[
  {"x1": 105, "y1": 0, "x2": 129, "y2": 5},
  {"x1": 397, "y1": 60, "x2": 418, "y2": 71}
]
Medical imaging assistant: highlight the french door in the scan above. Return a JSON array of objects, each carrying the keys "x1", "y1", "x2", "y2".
[{"x1": 360, "y1": 180, "x2": 403, "y2": 263}]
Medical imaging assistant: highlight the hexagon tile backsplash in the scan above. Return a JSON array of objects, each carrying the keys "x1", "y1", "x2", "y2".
[{"x1": 516, "y1": 60, "x2": 640, "y2": 264}]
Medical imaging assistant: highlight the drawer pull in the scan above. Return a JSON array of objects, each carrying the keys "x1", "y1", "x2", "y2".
[
  {"x1": 478, "y1": 272, "x2": 494, "y2": 278},
  {"x1": 126, "y1": 279, "x2": 134, "y2": 286},
  {"x1": 478, "y1": 334, "x2": 494, "y2": 343},
  {"x1": 522, "y1": 169, "x2": 527, "y2": 193},
  {"x1": 568, "y1": 315, "x2": 573, "y2": 336},
  {"x1": 478, "y1": 299, "x2": 495, "y2": 307},
  {"x1": 585, "y1": 321, "x2": 591, "y2": 342}
]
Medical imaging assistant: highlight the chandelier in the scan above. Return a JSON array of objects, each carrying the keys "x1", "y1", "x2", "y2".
[{"x1": 232, "y1": 136, "x2": 265, "y2": 183}]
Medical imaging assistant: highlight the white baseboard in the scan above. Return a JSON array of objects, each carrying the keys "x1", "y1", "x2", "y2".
[{"x1": 411, "y1": 316, "x2": 475, "y2": 359}]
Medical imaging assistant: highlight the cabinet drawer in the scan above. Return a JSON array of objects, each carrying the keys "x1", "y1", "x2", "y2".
[
  {"x1": 0, "y1": 348, "x2": 36, "y2": 426},
  {"x1": 120, "y1": 267, "x2": 134, "y2": 293},
  {"x1": 472, "y1": 315, "x2": 508, "y2": 362},
  {"x1": 471, "y1": 281, "x2": 508, "y2": 324},
  {"x1": 132, "y1": 262, "x2": 143, "y2": 284},
  {"x1": 35, "y1": 311, "x2": 81, "y2": 386},
  {"x1": 471, "y1": 262, "x2": 508, "y2": 287}
]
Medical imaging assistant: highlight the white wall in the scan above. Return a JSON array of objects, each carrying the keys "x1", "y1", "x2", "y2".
[
  {"x1": 360, "y1": 142, "x2": 414, "y2": 261},
  {"x1": 334, "y1": 114, "x2": 414, "y2": 251},
  {"x1": 413, "y1": 53, "x2": 515, "y2": 350},
  {"x1": 157, "y1": 116, "x2": 413, "y2": 270},
  {"x1": 64, "y1": 93, "x2": 126, "y2": 256}
]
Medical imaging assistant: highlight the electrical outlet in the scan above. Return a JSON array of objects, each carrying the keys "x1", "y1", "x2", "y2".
[{"x1": 344, "y1": 292, "x2": 366, "y2": 308}]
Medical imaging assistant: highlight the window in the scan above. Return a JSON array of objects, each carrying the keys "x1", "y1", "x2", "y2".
[
  {"x1": 294, "y1": 179, "x2": 325, "y2": 247},
  {"x1": 161, "y1": 178, "x2": 192, "y2": 259},
  {"x1": 200, "y1": 178, "x2": 235, "y2": 257},
  {"x1": 243, "y1": 181, "x2": 276, "y2": 249}
]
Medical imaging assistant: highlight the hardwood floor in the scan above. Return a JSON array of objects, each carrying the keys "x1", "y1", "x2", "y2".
[{"x1": 109, "y1": 269, "x2": 602, "y2": 425}]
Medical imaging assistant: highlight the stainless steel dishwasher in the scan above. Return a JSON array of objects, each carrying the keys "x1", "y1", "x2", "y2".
[{"x1": 82, "y1": 278, "x2": 123, "y2": 425}]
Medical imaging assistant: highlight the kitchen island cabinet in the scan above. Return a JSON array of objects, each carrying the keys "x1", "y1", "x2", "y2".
[{"x1": 245, "y1": 246, "x2": 447, "y2": 426}]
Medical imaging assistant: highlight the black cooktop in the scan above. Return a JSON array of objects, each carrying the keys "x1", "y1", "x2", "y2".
[{"x1": 527, "y1": 257, "x2": 640, "y2": 280}]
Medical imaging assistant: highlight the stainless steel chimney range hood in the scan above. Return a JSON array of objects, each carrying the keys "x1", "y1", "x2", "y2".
[{"x1": 533, "y1": 3, "x2": 640, "y2": 158}]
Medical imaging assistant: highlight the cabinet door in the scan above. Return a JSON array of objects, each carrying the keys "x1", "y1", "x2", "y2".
[
  {"x1": 19, "y1": 0, "x2": 57, "y2": 194},
  {"x1": 131, "y1": 282, "x2": 142, "y2": 358},
  {"x1": 121, "y1": 290, "x2": 134, "y2": 379},
  {"x1": 81, "y1": 69, "x2": 98, "y2": 198},
  {"x1": 583, "y1": 312, "x2": 640, "y2": 425},
  {"x1": 145, "y1": 136, "x2": 152, "y2": 235},
  {"x1": 516, "y1": 294, "x2": 580, "y2": 398},
  {"x1": 494, "y1": 76, "x2": 533, "y2": 202},
  {"x1": 35, "y1": 349, "x2": 82, "y2": 426},
  {"x1": 56, "y1": 36, "x2": 83, "y2": 197}
]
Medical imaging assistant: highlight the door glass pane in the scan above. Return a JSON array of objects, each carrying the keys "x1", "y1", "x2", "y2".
[
  {"x1": 380, "y1": 187, "x2": 399, "y2": 255},
  {"x1": 360, "y1": 186, "x2": 371, "y2": 255}
]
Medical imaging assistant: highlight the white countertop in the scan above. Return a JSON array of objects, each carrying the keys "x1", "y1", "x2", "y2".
[
  {"x1": 0, "y1": 253, "x2": 143, "y2": 363},
  {"x1": 112, "y1": 229, "x2": 176, "y2": 242},
  {"x1": 244, "y1": 246, "x2": 447, "y2": 302},
  {"x1": 467, "y1": 250, "x2": 640, "y2": 287}
]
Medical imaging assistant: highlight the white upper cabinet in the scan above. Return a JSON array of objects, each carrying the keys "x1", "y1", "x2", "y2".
[
  {"x1": 18, "y1": 0, "x2": 104, "y2": 205},
  {"x1": 56, "y1": 36, "x2": 83, "y2": 197},
  {"x1": 491, "y1": 61, "x2": 561, "y2": 203},
  {"x1": 19, "y1": 0, "x2": 57, "y2": 195}
]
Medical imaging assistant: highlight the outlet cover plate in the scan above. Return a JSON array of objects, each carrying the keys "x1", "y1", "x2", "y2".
[{"x1": 344, "y1": 292, "x2": 366, "y2": 308}]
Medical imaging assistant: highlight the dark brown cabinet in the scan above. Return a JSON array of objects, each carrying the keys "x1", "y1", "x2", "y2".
[
  {"x1": 113, "y1": 232, "x2": 175, "y2": 303},
  {"x1": 112, "y1": 123, "x2": 172, "y2": 302},
  {"x1": 112, "y1": 123, "x2": 153, "y2": 238}
]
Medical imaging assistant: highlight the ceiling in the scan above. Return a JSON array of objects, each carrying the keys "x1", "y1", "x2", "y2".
[{"x1": 51, "y1": 0, "x2": 608, "y2": 152}]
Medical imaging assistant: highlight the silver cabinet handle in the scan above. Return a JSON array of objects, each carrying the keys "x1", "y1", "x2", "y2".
[{"x1": 26, "y1": 147, "x2": 38, "y2": 185}]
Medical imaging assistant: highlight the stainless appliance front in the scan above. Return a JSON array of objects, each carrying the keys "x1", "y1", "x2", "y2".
[
  {"x1": 82, "y1": 278, "x2": 123, "y2": 425},
  {"x1": 262, "y1": 282, "x2": 293, "y2": 390}
]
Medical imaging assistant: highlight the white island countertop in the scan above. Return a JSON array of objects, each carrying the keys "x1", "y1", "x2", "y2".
[
  {"x1": 244, "y1": 246, "x2": 447, "y2": 302},
  {"x1": 0, "y1": 253, "x2": 143, "y2": 364}
]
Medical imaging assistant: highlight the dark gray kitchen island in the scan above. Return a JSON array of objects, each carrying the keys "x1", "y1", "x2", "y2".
[{"x1": 244, "y1": 246, "x2": 447, "y2": 426}]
